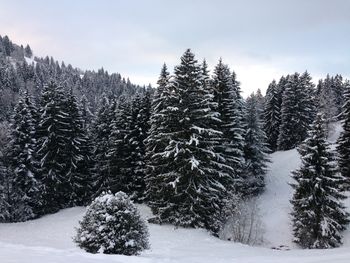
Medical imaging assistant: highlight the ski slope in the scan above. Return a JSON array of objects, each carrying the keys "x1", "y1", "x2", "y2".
[{"x1": 1, "y1": 123, "x2": 350, "y2": 262}]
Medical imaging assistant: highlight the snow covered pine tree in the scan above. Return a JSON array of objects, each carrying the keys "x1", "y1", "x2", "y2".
[
  {"x1": 337, "y1": 81, "x2": 350, "y2": 190},
  {"x1": 8, "y1": 91, "x2": 41, "y2": 221},
  {"x1": 291, "y1": 113, "x2": 349, "y2": 248},
  {"x1": 243, "y1": 93, "x2": 269, "y2": 196},
  {"x1": 146, "y1": 50, "x2": 230, "y2": 234},
  {"x1": 74, "y1": 191, "x2": 149, "y2": 255},
  {"x1": 212, "y1": 59, "x2": 245, "y2": 196},
  {"x1": 263, "y1": 80, "x2": 281, "y2": 152}
]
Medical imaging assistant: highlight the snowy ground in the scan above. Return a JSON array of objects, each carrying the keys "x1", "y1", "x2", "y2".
[{"x1": 1, "y1": 123, "x2": 350, "y2": 262}]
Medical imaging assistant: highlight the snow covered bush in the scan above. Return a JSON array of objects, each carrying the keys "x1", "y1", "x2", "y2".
[
  {"x1": 74, "y1": 191, "x2": 149, "y2": 255},
  {"x1": 219, "y1": 197, "x2": 264, "y2": 245}
]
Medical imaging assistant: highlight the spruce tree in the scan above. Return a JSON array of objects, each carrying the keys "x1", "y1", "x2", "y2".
[
  {"x1": 243, "y1": 93, "x2": 270, "y2": 195},
  {"x1": 278, "y1": 73, "x2": 314, "y2": 150},
  {"x1": 145, "y1": 64, "x2": 176, "y2": 208},
  {"x1": 107, "y1": 97, "x2": 133, "y2": 195},
  {"x1": 317, "y1": 75, "x2": 343, "y2": 130},
  {"x1": 212, "y1": 59, "x2": 245, "y2": 194},
  {"x1": 8, "y1": 91, "x2": 41, "y2": 221},
  {"x1": 291, "y1": 113, "x2": 349, "y2": 248},
  {"x1": 80, "y1": 95, "x2": 94, "y2": 131},
  {"x1": 146, "y1": 50, "x2": 229, "y2": 233},
  {"x1": 337, "y1": 81, "x2": 350, "y2": 190},
  {"x1": 0, "y1": 157, "x2": 11, "y2": 222},
  {"x1": 91, "y1": 94, "x2": 113, "y2": 196},
  {"x1": 263, "y1": 80, "x2": 281, "y2": 151},
  {"x1": 35, "y1": 81, "x2": 71, "y2": 214},
  {"x1": 128, "y1": 92, "x2": 151, "y2": 201},
  {"x1": 64, "y1": 88, "x2": 93, "y2": 206}
]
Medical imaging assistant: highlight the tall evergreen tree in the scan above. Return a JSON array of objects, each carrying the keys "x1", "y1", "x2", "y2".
[
  {"x1": 80, "y1": 95, "x2": 94, "y2": 131},
  {"x1": 146, "y1": 50, "x2": 229, "y2": 233},
  {"x1": 107, "y1": 97, "x2": 133, "y2": 195},
  {"x1": 278, "y1": 73, "x2": 314, "y2": 150},
  {"x1": 0, "y1": 156, "x2": 11, "y2": 222},
  {"x1": 92, "y1": 95, "x2": 114, "y2": 196},
  {"x1": 263, "y1": 80, "x2": 281, "y2": 151},
  {"x1": 337, "y1": 81, "x2": 350, "y2": 190},
  {"x1": 243, "y1": 93, "x2": 270, "y2": 195},
  {"x1": 291, "y1": 113, "x2": 349, "y2": 248},
  {"x1": 35, "y1": 81, "x2": 71, "y2": 214},
  {"x1": 63, "y1": 88, "x2": 93, "y2": 206},
  {"x1": 8, "y1": 91, "x2": 41, "y2": 221},
  {"x1": 212, "y1": 59, "x2": 245, "y2": 195},
  {"x1": 128, "y1": 92, "x2": 151, "y2": 201},
  {"x1": 145, "y1": 64, "x2": 176, "y2": 207}
]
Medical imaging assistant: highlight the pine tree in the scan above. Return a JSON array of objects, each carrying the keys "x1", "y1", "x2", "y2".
[
  {"x1": 317, "y1": 75, "x2": 344, "y2": 131},
  {"x1": 8, "y1": 91, "x2": 41, "y2": 221},
  {"x1": 0, "y1": 158, "x2": 11, "y2": 222},
  {"x1": 63, "y1": 88, "x2": 93, "y2": 206},
  {"x1": 35, "y1": 81, "x2": 71, "y2": 214},
  {"x1": 291, "y1": 113, "x2": 349, "y2": 249},
  {"x1": 212, "y1": 59, "x2": 245, "y2": 195},
  {"x1": 107, "y1": 97, "x2": 133, "y2": 195},
  {"x1": 145, "y1": 64, "x2": 175, "y2": 208},
  {"x1": 278, "y1": 73, "x2": 314, "y2": 150},
  {"x1": 80, "y1": 95, "x2": 94, "y2": 130},
  {"x1": 127, "y1": 92, "x2": 151, "y2": 201},
  {"x1": 243, "y1": 93, "x2": 270, "y2": 195},
  {"x1": 24, "y1": 44, "x2": 33, "y2": 58},
  {"x1": 91, "y1": 94, "x2": 113, "y2": 196},
  {"x1": 2, "y1": 36, "x2": 14, "y2": 56},
  {"x1": 146, "y1": 50, "x2": 229, "y2": 233},
  {"x1": 299, "y1": 71, "x2": 316, "y2": 135},
  {"x1": 337, "y1": 81, "x2": 350, "y2": 190},
  {"x1": 332, "y1": 74, "x2": 345, "y2": 117},
  {"x1": 263, "y1": 80, "x2": 281, "y2": 151}
]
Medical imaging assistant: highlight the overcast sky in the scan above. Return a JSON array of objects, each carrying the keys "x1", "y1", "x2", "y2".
[{"x1": 1, "y1": 0, "x2": 349, "y2": 95}]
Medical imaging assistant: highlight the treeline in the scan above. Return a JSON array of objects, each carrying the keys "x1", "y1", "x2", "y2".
[
  {"x1": 0, "y1": 34, "x2": 144, "y2": 122},
  {"x1": 0, "y1": 49, "x2": 270, "y2": 237},
  {"x1": 1, "y1": 37, "x2": 350, "y2": 248},
  {"x1": 0, "y1": 81, "x2": 151, "y2": 221},
  {"x1": 263, "y1": 73, "x2": 346, "y2": 151}
]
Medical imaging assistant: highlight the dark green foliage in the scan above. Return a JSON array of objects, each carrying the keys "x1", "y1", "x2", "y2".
[
  {"x1": 243, "y1": 93, "x2": 270, "y2": 196},
  {"x1": 35, "y1": 82, "x2": 93, "y2": 213},
  {"x1": 8, "y1": 91, "x2": 41, "y2": 221},
  {"x1": 263, "y1": 80, "x2": 281, "y2": 151},
  {"x1": 278, "y1": 73, "x2": 315, "y2": 150},
  {"x1": 35, "y1": 82, "x2": 71, "y2": 214},
  {"x1": 107, "y1": 97, "x2": 133, "y2": 194},
  {"x1": 91, "y1": 95, "x2": 114, "y2": 196},
  {"x1": 212, "y1": 59, "x2": 245, "y2": 195},
  {"x1": 291, "y1": 114, "x2": 349, "y2": 248},
  {"x1": 63, "y1": 89, "x2": 94, "y2": 206},
  {"x1": 146, "y1": 50, "x2": 230, "y2": 234},
  {"x1": 24, "y1": 44, "x2": 33, "y2": 58},
  {"x1": 337, "y1": 81, "x2": 350, "y2": 190}
]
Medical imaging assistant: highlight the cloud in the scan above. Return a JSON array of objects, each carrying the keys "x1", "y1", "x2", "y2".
[{"x1": 1, "y1": 0, "x2": 350, "y2": 95}]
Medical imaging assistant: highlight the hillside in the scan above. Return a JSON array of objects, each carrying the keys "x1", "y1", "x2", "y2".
[
  {"x1": 1, "y1": 123, "x2": 349, "y2": 262},
  {"x1": 0, "y1": 34, "x2": 146, "y2": 122}
]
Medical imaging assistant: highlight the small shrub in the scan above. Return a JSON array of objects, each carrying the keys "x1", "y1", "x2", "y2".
[
  {"x1": 219, "y1": 197, "x2": 264, "y2": 245},
  {"x1": 74, "y1": 191, "x2": 149, "y2": 255}
]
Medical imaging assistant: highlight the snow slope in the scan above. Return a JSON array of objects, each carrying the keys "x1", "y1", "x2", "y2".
[
  {"x1": 258, "y1": 148, "x2": 300, "y2": 248},
  {"x1": 1, "y1": 122, "x2": 350, "y2": 262},
  {"x1": 1, "y1": 205, "x2": 350, "y2": 263}
]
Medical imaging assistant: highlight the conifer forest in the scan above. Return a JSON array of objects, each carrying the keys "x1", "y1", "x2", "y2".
[{"x1": 1, "y1": 1, "x2": 350, "y2": 262}]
